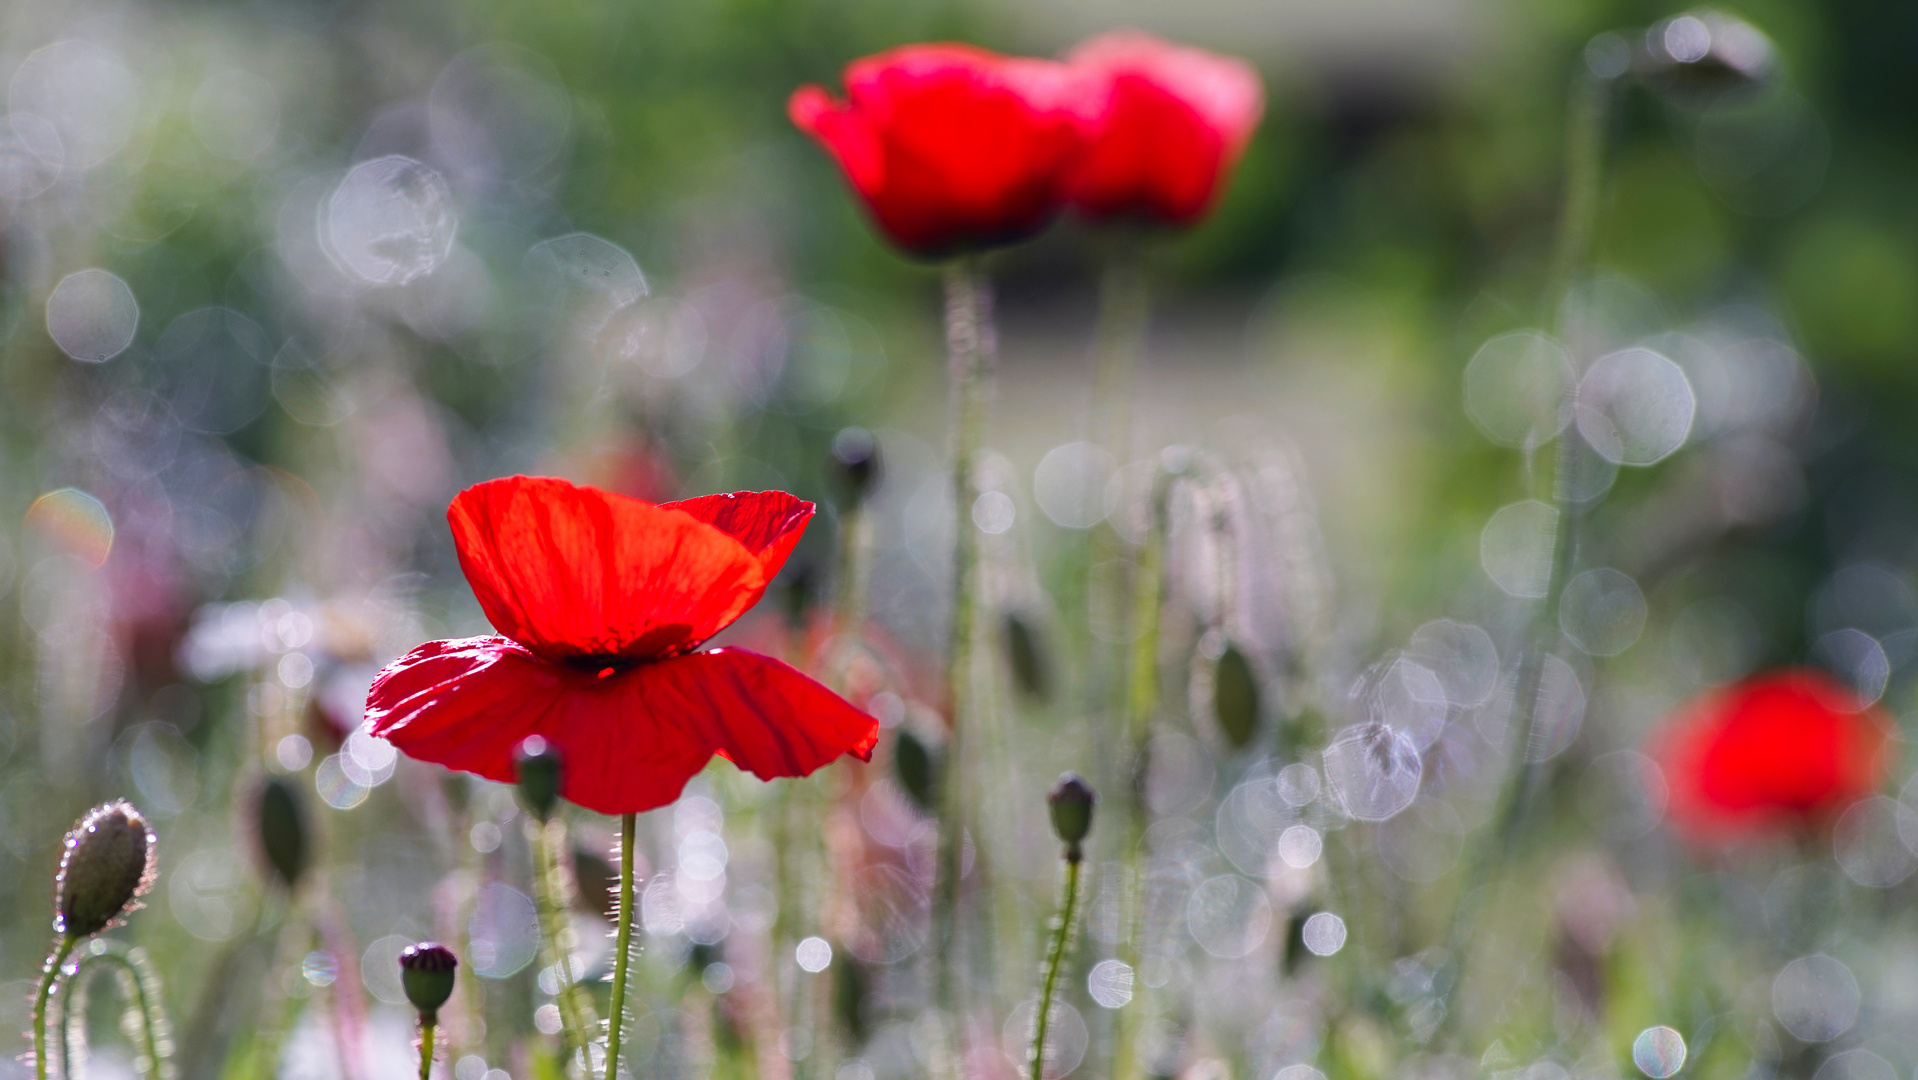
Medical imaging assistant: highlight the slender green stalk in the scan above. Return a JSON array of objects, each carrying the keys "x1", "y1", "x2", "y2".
[
  {"x1": 1029, "y1": 855, "x2": 1084, "y2": 1080},
  {"x1": 603, "y1": 812, "x2": 638, "y2": 1080},
  {"x1": 1437, "y1": 62, "x2": 1616, "y2": 1043},
  {"x1": 418, "y1": 1022, "x2": 436, "y2": 1080},
  {"x1": 529, "y1": 818, "x2": 594, "y2": 1069},
  {"x1": 934, "y1": 256, "x2": 995, "y2": 1025},
  {"x1": 1110, "y1": 462, "x2": 1181, "y2": 1080},
  {"x1": 34, "y1": 935, "x2": 77, "y2": 1080},
  {"x1": 57, "y1": 942, "x2": 172, "y2": 1080}
]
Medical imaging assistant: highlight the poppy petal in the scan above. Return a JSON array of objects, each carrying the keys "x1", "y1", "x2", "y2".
[
  {"x1": 637, "y1": 647, "x2": 880, "y2": 782},
  {"x1": 366, "y1": 639, "x2": 877, "y2": 815},
  {"x1": 660, "y1": 491, "x2": 814, "y2": 581},
  {"x1": 449, "y1": 476, "x2": 767, "y2": 662}
]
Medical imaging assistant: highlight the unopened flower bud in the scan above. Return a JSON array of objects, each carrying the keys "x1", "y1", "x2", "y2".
[
  {"x1": 1213, "y1": 643, "x2": 1261, "y2": 750},
  {"x1": 1002, "y1": 612, "x2": 1050, "y2": 700},
  {"x1": 398, "y1": 942, "x2": 458, "y2": 1023},
  {"x1": 514, "y1": 735, "x2": 563, "y2": 821},
  {"x1": 1047, "y1": 773, "x2": 1096, "y2": 857},
  {"x1": 257, "y1": 776, "x2": 309, "y2": 889},
  {"x1": 893, "y1": 728, "x2": 939, "y2": 811},
  {"x1": 55, "y1": 801, "x2": 156, "y2": 940},
  {"x1": 783, "y1": 563, "x2": 819, "y2": 630},
  {"x1": 830, "y1": 427, "x2": 882, "y2": 505}
]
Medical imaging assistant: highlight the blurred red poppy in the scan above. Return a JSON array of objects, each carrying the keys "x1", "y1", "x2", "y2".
[
  {"x1": 1654, "y1": 669, "x2": 1894, "y2": 840},
  {"x1": 789, "y1": 43, "x2": 1087, "y2": 258},
  {"x1": 364, "y1": 476, "x2": 878, "y2": 815},
  {"x1": 1065, "y1": 31, "x2": 1263, "y2": 227}
]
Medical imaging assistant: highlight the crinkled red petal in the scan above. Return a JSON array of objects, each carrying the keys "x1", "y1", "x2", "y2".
[
  {"x1": 448, "y1": 476, "x2": 766, "y2": 663},
  {"x1": 660, "y1": 490, "x2": 814, "y2": 582},
  {"x1": 365, "y1": 637, "x2": 876, "y2": 815}
]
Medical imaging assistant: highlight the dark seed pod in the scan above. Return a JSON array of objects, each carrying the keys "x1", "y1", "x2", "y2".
[
  {"x1": 257, "y1": 776, "x2": 309, "y2": 889},
  {"x1": 893, "y1": 728, "x2": 939, "y2": 811},
  {"x1": 782, "y1": 562, "x2": 819, "y2": 631},
  {"x1": 1213, "y1": 643, "x2": 1261, "y2": 750},
  {"x1": 1002, "y1": 612, "x2": 1049, "y2": 700},
  {"x1": 398, "y1": 942, "x2": 459, "y2": 1022},
  {"x1": 55, "y1": 801, "x2": 157, "y2": 940},
  {"x1": 830, "y1": 427, "x2": 882, "y2": 506},
  {"x1": 514, "y1": 735, "x2": 563, "y2": 822},
  {"x1": 1047, "y1": 773, "x2": 1096, "y2": 856}
]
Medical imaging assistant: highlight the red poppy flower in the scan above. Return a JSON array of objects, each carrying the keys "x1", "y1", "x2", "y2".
[
  {"x1": 789, "y1": 43, "x2": 1088, "y2": 258},
  {"x1": 1064, "y1": 31, "x2": 1263, "y2": 227},
  {"x1": 364, "y1": 477, "x2": 878, "y2": 815},
  {"x1": 1653, "y1": 669, "x2": 1895, "y2": 841}
]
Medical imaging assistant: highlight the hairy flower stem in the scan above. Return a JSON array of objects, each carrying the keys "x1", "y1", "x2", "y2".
[
  {"x1": 34, "y1": 935, "x2": 76, "y2": 1080},
  {"x1": 418, "y1": 1022, "x2": 436, "y2": 1080},
  {"x1": 1029, "y1": 851, "x2": 1084, "y2": 1080},
  {"x1": 57, "y1": 942, "x2": 171, "y2": 1080},
  {"x1": 604, "y1": 812, "x2": 639, "y2": 1080},
  {"x1": 529, "y1": 819, "x2": 594, "y2": 1072},
  {"x1": 934, "y1": 257, "x2": 995, "y2": 1030},
  {"x1": 1438, "y1": 63, "x2": 1616, "y2": 1041}
]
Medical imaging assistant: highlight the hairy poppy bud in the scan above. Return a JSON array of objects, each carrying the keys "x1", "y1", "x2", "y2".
[
  {"x1": 257, "y1": 776, "x2": 309, "y2": 889},
  {"x1": 1639, "y1": 10, "x2": 1775, "y2": 97},
  {"x1": 56, "y1": 801, "x2": 156, "y2": 940},
  {"x1": 1002, "y1": 612, "x2": 1050, "y2": 700},
  {"x1": 893, "y1": 728, "x2": 939, "y2": 811},
  {"x1": 1213, "y1": 643, "x2": 1261, "y2": 750},
  {"x1": 831, "y1": 427, "x2": 882, "y2": 506},
  {"x1": 1047, "y1": 773, "x2": 1096, "y2": 858},
  {"x1": 514, "y1": 735, "x2": 563, "y2": 822},
  {"x1": 398, "y1": 942, "x2": 459, "y2": 1023}
]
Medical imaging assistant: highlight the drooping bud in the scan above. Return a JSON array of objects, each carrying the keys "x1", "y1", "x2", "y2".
[
  {"x1": 782, "y1": 562, "x2": 819, "y2": 630},
  {"x1": 398, "y1": 942, "x2": 459, "y2": 1023},
  {"x1": 1638, "y1": 10, "x2": 1776, "y2": 97},
  {"x1": 1046, "y1": 773, "x2": 1096, "y2": 858},
  {"x1": 257, "y1": 776, "x2": 309, "y2": 889},
  {"x1": 830, "y1": 427, "x2": 882, "y2": 506},
  {"x1": 55, "y1": 801, "x2": 157, "y2": 940},
  {"x1": 1213, "y1": 643, "x2": 1261, "y2": 750},
  {"x1": 514, "y1": 735, "x2": 563, "y2": 821},
  {"x1": 893, "y1": 728, "x2": 939, "y2": 811},
  {"x1": 1002, "y1": 612, "x2": 1050, "y2": 700}
]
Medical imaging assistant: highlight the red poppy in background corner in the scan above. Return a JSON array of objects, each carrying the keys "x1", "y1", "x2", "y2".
[
  {"x1": 1653, "y1": 669, "x2": 1895, "y2": 841},
  {"x1": 363, "y1": 476, "x2": 878, "y2": 815},
  {"x1": 789, "y1": 43, "x2": 1088, "y2": 258},
  {"x1": 1065, "y1": 30, "x2": 1264, "y2": 227}
]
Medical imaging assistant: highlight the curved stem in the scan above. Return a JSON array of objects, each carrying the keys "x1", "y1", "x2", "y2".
[
  {"x1": 1029, "y1": 854, "x2": 1083, "y2": 1080},
  {"x1": 529, "y1": 819, "x2": 594, "y2": 1068},
  {"x1": 418, "y1": 1022, "x2": 436, "y2": 1080},
  {"x1": 934, "y1": 257, "x2": 994, "y2": 1027},
  {"x1": 35, "y1": 935, "x2": 76, "y2": 1080},
  {"x1": 603, "y1": 812, "x2": 638, "y2": 1080},
  {"x1": 61, "y1": 946, "x2": 170, "y2": 1080}
]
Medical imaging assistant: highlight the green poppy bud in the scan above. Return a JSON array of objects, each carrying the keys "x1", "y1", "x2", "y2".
[
  {"x1": 782, "y1": 563, "x2": 819, "y2": 630},
  {"x1": 1047, "y1": 773, "x2": 1096, "y2": 857},
  {"x1": 514, "y1": 735, "x2": 563, "y2": 821},
  {"x1": 1002, "y1": 612, "x2": 1049, "y2": 700},
  {"x1": 55, "y1": 801, "x2": 157, "y2": 940},
  {"x1": 830, "y1": 427, "x2": 882, "y2": 506},
  {"x1": 893, "y1": 728, "x2": 939, "y2": 811},
  {"x1": 398, "y1": 942, "x2": 459, "y2": 1023},
  {"x1": 257, "y1": 776, "x2": 309, "y2": 889},
  {"x1": 1213, "y1": 643, "x2": 1261, "y2": 750}
]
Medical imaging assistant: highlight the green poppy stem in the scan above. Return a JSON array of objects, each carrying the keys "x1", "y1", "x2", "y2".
[
  {"x1": 529, "y1": 818, "x2": 595, "y2": 1070},
  {"x1": 934, "y1": 256, "x2": 994, "y2": 1027},
  {"x1": 603, "y1": 812, "x2": 638, "y2": 1080},
  {"x1": 56, "y1": 941, "x2": 172, "y2": 1080},
  {"x1": 418, "y1": 1021, "x2": 436, "y2": 1080},
  {"x1": 1029, "y1": 852, "x2": 1084, "y2": 1080},
  {"x1": 34, "y1": 935, "x2": 76, "y2": 1080}
]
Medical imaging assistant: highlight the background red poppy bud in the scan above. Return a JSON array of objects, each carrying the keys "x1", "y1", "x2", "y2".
[
  {"x1": 56, "y1": 801, "x2": 157, "y2": 939},
  {"x1": 1065, "y1": 31, "x2": 1264, "y2": 227},
  {"x1": 790, "y1": 44, "x2": 1089, "y2": 258}
]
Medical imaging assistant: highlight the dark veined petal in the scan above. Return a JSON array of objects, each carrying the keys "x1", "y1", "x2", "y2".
[
  {"x1": 365, "y1": 637, "x2": 877, "y2": 815},
  {"x1": 660, "y1": 491, "x2": 814, "y2": 582},
  {"x1": 449, "y1": 476, "x2": 767, "y2": 663}
]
